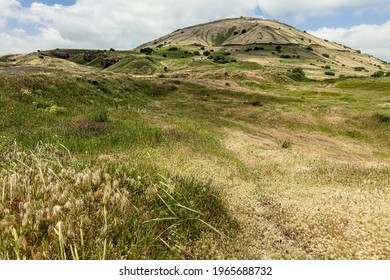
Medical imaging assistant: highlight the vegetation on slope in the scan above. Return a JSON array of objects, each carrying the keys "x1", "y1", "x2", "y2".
[{"x1": 0, "y1": 17, "x2": 389, "y2": 259}]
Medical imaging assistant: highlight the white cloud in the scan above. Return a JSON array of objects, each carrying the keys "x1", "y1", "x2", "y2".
[
  {"x1": 0, "y1": 0, "x2": 21, "y2": 29},
  {"x1": 309, "y1": 21, "x2": 390, "y2": 62},
  {"x1": 0, "y1": 0, "x2": 389, "y2": 62},
  {"x1": 257, "y1": 0, "x2": 390, "y2": 18},
  {"x1": 0, "y1": 0, "x2": 261, "y2": 54}
]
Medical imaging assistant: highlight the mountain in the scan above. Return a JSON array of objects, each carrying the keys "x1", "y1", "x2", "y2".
[
  {"x1": 139, "y1": 17, "x2": 389, "y2": 78},
  {"x1": 2, "y1": 17, "x2": 389, "y2": 79}
]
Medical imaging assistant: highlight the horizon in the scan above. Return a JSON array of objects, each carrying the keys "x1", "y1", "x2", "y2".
[{"x1": 1, "y1": 0, "x2": 389, "y2": 62}]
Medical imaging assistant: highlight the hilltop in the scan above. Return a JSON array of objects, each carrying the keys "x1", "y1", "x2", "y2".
[
  {"x1": 0, "y1": 18, "x2": 389, "y2": 260},
  {"x1": 139, "y1": 17, "x2": 389, "y2": 78}
]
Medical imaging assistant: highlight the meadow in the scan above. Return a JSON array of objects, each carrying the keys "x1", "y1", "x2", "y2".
[{"x1": 0, "y1": 48, "x2": 389, "y2": 259}]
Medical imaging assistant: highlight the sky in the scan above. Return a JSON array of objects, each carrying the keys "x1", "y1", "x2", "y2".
[{"x1": 1, "y1": 0, "x2": 390, "y2": 61}]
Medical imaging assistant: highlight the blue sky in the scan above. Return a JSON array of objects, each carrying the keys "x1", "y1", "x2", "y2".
[
  {"x1": 19, "y1": 0, "x2": 75, "y2": 7},
  {"x1": 1, "y1": 0, "x2": 390, "y2": 61}
]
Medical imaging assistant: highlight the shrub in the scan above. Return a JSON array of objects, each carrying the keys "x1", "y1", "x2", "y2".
[
  {"x1": 306, "y1": 46, "x2": 313, "y2": 51},
  {"x1": 254, "y1": 47, "x2": 264, "y2": 51},
  {"x1": 275, "y1": 45, "x2": 282, "y2": 52},
  {"x1": 280, "y1": 55, "x2": 291, "y2": 59},
  {"x1": 203, "y1": 51, "x2": 211, "y2": 57},
  {"x1": 213, "y1": 54, "x2": 228, "y2": 64},
  {"x1": 386, "y1": 71, "x2": 390, "y2": 77},
  {"x1": 371, "y1": 71, "x2": 384, "y2": 78},
  {"x1": 168, "y1": 47, "x2": 179, "y2": 51},
  {"x1": 241, "y1": 29, "x2": 247, "y2": 34},
  {"x1": 324, "y1": 71, "x2": 335, "y2": 76},
  {"x1": 245, "y1": 48, "x2": 252, "y2": 52},
  {"x1": 354, "y1": 67, "x2": 366, "y2": 72},
  {"x1": 322, "y1": 53, "x2": 330, "y2": 58},
  {"x1": 282, "y1": 139, "x2": 291, "y2": 149},
  {"x1": 140, "y1": 47, "x2": 153, "y2": 55},
  {"x1": 287, "y1": 68, "x2": 307, "y2": 81}
]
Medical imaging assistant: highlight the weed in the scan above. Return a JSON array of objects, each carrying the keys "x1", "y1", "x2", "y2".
[{"x1": 281, "y1": 139, "x2": 291, "y2": 149}]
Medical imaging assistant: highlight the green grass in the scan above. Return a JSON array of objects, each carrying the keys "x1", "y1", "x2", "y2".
[
  {"x1": 0, "y1": 143, "x2": 237, "y2": 260},
  {"x1": 0, "y1": 49, "x2": 389, "y2": 260}
]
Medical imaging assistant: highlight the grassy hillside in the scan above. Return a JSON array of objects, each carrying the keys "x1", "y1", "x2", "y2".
[
  {"x1": 0, "y1": 17, "x2": 389, "y2": 259},
  {"x1": 0, "y1": 65, "x2": 389, "y2": 259}
]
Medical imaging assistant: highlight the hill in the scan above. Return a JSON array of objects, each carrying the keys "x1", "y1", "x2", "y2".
[
  {"x1": 0, "y1": 17, "x2": 389, "y2": 260},
  {"x1": 139, "y1": 17, "x2": 390, "y2": 79}
]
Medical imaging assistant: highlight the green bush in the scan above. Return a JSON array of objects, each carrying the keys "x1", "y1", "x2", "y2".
[
  {"x1": 213, "y1": 54, "x2": 229, "y2": 64},
  {"x1": 371, "y1": 71, "x2": 385, "y2": 78},
  {"x1": 324, "y1": 71, "x2": 335, "y2": 76},
  {"x1": 306, "y1": 46, "x2": 313, "y2": 51},
  {"x1": 354, "y1": 67, "x2": 366, "y2": 72},
  {"x1": 203, "y1": 51, "x2": 211, "y2": 57},
  {"x1": 322, "y1": 53, "x2": 330, "y2": 58},
  {"x1": 140, "y1": 47, "x2": 153, "y2": 55},
  {"x1": 287, "y1": 68, "x2": 307, "y2": 81}
]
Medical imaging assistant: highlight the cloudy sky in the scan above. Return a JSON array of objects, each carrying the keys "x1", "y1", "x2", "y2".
[{"x1": 1, "y1": 0, "x2": 390, "y2": 61}]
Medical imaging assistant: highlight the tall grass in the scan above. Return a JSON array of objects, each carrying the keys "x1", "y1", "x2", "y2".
[{"x1": 0, "y1": 143, "x2": 236, "y2": 260}]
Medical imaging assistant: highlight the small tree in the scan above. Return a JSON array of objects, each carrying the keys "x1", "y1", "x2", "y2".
[{"x1": 275, "y1": 45, "x2": 282, "y2": 52}]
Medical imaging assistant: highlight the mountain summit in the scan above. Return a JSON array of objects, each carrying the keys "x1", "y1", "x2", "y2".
[
  {"x1": 139, "y1": 17, "x2": 388, "y2": 78},
  {"x1": 141, "y1": 17, "x2": 339, "y2": 49}
]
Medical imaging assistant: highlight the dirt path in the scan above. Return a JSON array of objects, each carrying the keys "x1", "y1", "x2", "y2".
[{"x1": 0, "y1": 66, "x2": 57, "y2": 74}]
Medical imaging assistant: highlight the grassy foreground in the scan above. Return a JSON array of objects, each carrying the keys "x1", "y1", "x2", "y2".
[{"x1": 0, "y1": 66, "x2": 389, "y2": 259}]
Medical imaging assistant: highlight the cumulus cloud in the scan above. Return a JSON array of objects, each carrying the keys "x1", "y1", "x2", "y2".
[
  {"x1": 0, "y1": 0, "x2": 389, "y2": 61},
  {"x1": 0, "y1": 0, "x2": 260, "y2": 54},
  {"x1": 0, "y1": 0, "x2": 21, "y2": 29},
  {"x1": 257, "y1": 0, "x2": 390, "y2": 18},
  {"x1": 309, "y1": 21, "x2": 390, "y2": 62}
]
